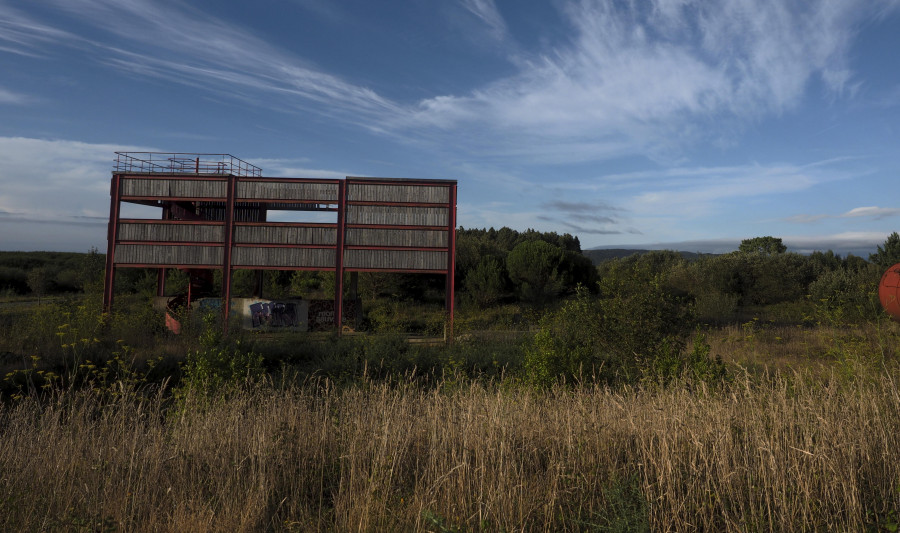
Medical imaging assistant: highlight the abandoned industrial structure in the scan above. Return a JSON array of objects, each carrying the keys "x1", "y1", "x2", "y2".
[{"x1": 103, "y1": 152, "x2": 458, "y2": 334}]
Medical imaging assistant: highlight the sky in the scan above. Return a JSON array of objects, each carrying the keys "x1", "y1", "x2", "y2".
[{"x1": 2, "y1": 0, "x2": 900, "y2": 256}]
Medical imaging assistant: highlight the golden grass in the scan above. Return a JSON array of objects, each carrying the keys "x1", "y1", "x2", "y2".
[
  {"x1": 705, "y1": 320, "x2": 898, "y2": 370},
  {"x1": 2, "y1": 365, "x2": 900, "y2": 532}
]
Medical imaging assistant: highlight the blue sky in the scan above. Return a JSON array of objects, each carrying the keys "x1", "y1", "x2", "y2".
[{"x1": 2, "y1": 0, "x2": 900, "y2": 255}]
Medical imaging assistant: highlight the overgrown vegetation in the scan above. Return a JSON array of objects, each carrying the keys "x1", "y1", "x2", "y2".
[{"x1": 2, "y1": 231, "x2": 900, "y2": 530}]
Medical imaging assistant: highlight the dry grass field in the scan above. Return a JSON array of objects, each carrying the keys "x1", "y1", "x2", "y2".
[
  {"x1": 2, "y1": 359, "x2": 900, "y2": 531},
  {"x1": 2, "y1": 292, "x2": 900, "y2": 531}
]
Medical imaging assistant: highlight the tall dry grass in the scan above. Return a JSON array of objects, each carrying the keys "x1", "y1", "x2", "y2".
[{"x1": 2, "y1": 367, "x2": 900, "y2": 531}]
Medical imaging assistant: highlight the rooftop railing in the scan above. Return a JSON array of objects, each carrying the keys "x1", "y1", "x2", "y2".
[{"x1": 114, "y1": 152, "x2": 262, "y2": 177}]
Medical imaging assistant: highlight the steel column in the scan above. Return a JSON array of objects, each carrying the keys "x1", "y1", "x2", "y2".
[
  {"x1": 254, "y1": 205, "x2": 266, "y2": 297},
  {"x1": 221, "y1": 174, "x2": 237, "y2": 332},
  {"x1": 156, "y1": 204, "x2": 171, "y2": 297},
  {"x1": 103, "y1": 174, "x2": 122, "y2": 313},
  {"x1": 335, "y1": 180, "x2": 347, "y2": 334},
  {"x1": 446, "y1": 183, "x2": 457, "y2": 342}
]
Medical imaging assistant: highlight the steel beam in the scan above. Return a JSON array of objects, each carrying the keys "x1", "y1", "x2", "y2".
[
  {"x1": 446, "y1": 183, "x2": 457, "y2": 343},
  {"x1": 334, "y1": 180, "x2": 347, "y2": 334},
  {"x1": 221, "y1": 174, "x2": 237, "y2": 332},
  {"x1": 103, "y1": 174, "x2": 122, "y2": 313}
]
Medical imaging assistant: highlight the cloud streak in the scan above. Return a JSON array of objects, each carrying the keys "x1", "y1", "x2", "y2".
[
  {"x1": 788, "y1": 206, "x2": 900, "y2": 223},
  {"x1": 403, "y1": 0, "x2": 896, "y2": 162},
  {"x1": 4, "y1": 0, "x2": 895, "y2": 164},
  {"x1": 6, "y1": 0, "x2": 401, "y2": 126},
  {"x1": 459, "y1": 0, "x2": 509, "y2": 41},
  {"x1": 0, "y1": 137, "x2": 151, "y2": 225},
  {"x1": 0, "y1": 86, "x2": 30, "y2": 104}
]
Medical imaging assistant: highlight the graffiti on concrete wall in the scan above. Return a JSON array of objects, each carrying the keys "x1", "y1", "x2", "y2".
[
  {"x1": 250, "y1": 301, "x2": 301, "y2": 328},
  {"x1": 307, "y1": 299, "x2": 359, "y2": 331}
]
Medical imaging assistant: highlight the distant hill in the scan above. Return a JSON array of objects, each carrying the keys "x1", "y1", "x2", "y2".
[{"x1": 583, "y1": 248, "x2": 711, "y2": 265}]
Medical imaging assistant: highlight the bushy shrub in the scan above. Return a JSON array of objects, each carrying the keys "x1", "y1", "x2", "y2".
[
  {"x1": 808, "y1": 263, "x2": 881, "y2": 323},
  {"x1": 177, "y1": 313, "x2": 263, "y2": 397},
  {"x1": 526, "y1": 264, "x2": 698, "y2": 387},
  {"x1": 525, "y1": 287, "x2": 603, "y2": 387}
]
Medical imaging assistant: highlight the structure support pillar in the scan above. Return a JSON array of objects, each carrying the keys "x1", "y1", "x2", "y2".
[
  {"x1": 156, "y1": 205, "x2": 171, "y2": 297},
  {"x1": 445, "y1": 183, "x2": 457, "y2": 343},
  {"x1": 334, "y1": 180, "x2": 347, "y2": 334},
  {"x1": 103, "y1": 174, "x2": 122, "y2": 313},
  {"x1": 221, "y1": 174, "x2": 237, "y2": 332}
]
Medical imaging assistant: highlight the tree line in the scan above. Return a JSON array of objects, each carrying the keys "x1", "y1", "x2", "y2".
[{"x1": 3, "y1": 232, "x2": 899, "y2": 329}]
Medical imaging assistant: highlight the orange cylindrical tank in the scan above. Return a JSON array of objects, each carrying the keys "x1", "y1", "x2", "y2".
[{"x1": 878, "y1": 263, "x2": 900, "y2": 321}]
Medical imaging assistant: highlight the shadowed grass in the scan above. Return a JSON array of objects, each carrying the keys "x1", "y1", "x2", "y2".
[{"x1": 2, "y1": 365, "x2": 900, "y2": 531}]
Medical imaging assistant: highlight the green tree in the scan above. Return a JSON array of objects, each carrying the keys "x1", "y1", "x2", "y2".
[
  {"x1": 739, "y1": 236, "x2": 787, "y2": 255},
  {"x1": 464, "y1": 257, "x2": 507, "y2": 306},
  {"x1": 79, "y1": 247, "x2": 106, "y2": 293},
  {"x1": 869, "y1": 232, "x2": 900, "y2": 268},
  {"x1": 506, "y1": 240, "x2": 565, "y2": 304},
  {"x1": 26, "y1": 266, "x2": 54, "y2": 301}
]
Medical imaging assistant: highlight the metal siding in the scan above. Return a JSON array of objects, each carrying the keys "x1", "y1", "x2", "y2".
[
  {"x1": 232, "y1": 247, "x2": 335, "y2": 268},
  {"x1": 344, "y1": 249, "x2": 447, "y2": 270},
  {"x1": 114, "y1": 244, "x2": 223, "y2": 265},
  {"x1": 234, "y1": 226, "x2": 336, "y2": 245},
  {"x1": 118, "y1": 223, "x2": 224, "y2": 242},
  {"x1": 345, "y1": 228, "x2": 447, "y2": 248},
  {"x1": 348, "y1": 183, "x2": 449, "y2": 203},
  {"x1": 237, "y1": 181, "x2": 338, "y2": 201},
  {"x1": 346, "y1": 205, "x2": 449, "y2": 226},
  {"x1": 121, "y1": 178, "x2": 226, "y2": 198}
]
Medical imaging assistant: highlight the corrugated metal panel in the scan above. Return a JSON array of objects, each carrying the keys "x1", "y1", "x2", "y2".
[
  {"x1": 118, "y1": 223, "x2": 224, "y2": 242},
  {"x1": 348, "y1": 183, "x2": 449, "y2": 204},
  {"x1": 344, "y1": 249, "x2": 447, "y2": 270},
  {"x1": 121, "y1": 178, "x2": 226, "y2": 198},
  {"x1": 345, "y1": 228, "x2": 447, "y2": 248},
  {"x1": 191, "y1": 205, "x2": 264, "y2": 222},
  {"x1": 234, "y1": 226, "x2": 336, "y2": 245},
  {"x1": 232, "y1": 247, "x2": 335, "y2": 268},
  {"x1": 114, "y1": 244, "x2": 223, "y2": 265},
  {"x1": 346, "y1": 205, "x2": 449, "y2": 226},
  {"x1": 237, "y1": 181, "x2": 338, "y2": 201}
]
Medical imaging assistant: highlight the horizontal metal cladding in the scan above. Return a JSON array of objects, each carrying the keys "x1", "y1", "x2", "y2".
[
  {"x1": 234, "y1": 225, "x2": 336, "y2": 245},
  {"x1": 348, "y1": 183, "x2": 449, "y2": 204},
  {"x1": 345, "y1": 228, "x2": 448, "y2": 248},
  {"x1": 237, "y1": 181, "x2": 338, "y2": 202},
  {"x1": 344, "y1": 249, "x2": 447, "y2": 271},
  {"x1": 346, "y1": 205, "x2": 449, "y2": 226},
  {"x1": 114, "y1": 244, "x2": 223, "y2": 265},
  {"x1": 117, "y1": 223, "x2": 224, "y2": 242},
  {"x1": 120, "y1": 178, "x2": 226, "y2": 198},
  {"x1": 232, "y1": 247, "x2": 335, "y2": 268}
]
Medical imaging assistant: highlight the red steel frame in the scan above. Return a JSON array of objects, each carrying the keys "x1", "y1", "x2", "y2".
[{"x1": 104, "y1": 164, "x2": 457, "y2": 339}]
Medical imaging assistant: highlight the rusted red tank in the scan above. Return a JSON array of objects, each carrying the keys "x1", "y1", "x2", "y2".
[{"x1": 878, "y1": 263, "x2": 900, "y2": 321}]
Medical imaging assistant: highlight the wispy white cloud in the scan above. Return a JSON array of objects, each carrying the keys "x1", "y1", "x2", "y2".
[
  {"x1": 842, "y1": 206, "x2": 900, "y2": 219},
  {"x1": 548, "y1": 160, "x2": 856, "y2": 221},
  {"x1": 4, "y1": 0, "x2": 401, "y2": 126},
  {"x1": 0, "y1": 136, "x2": 150, "y2": 220},
  {"x1": 788, "y1": 206, "x2": 900, "y2": 224},
  {"x1": 0, "y1": 86, "x2": 30, "y2": 104},
  {"x1": 405, "y1": 0, "x2": 897, "y2": 162},
  {"x1": 459, "y1": 0, "x2": 509, "y2": 41},
  {"x1": 0, "y1": 137, "x2": 157, "y2": 250},
  {"x1": 0, "y1": 3, "x2": 81, "y2": 55},
  {"x1": 2, "y1": 0, "x2": 897, "y2": 169}
]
